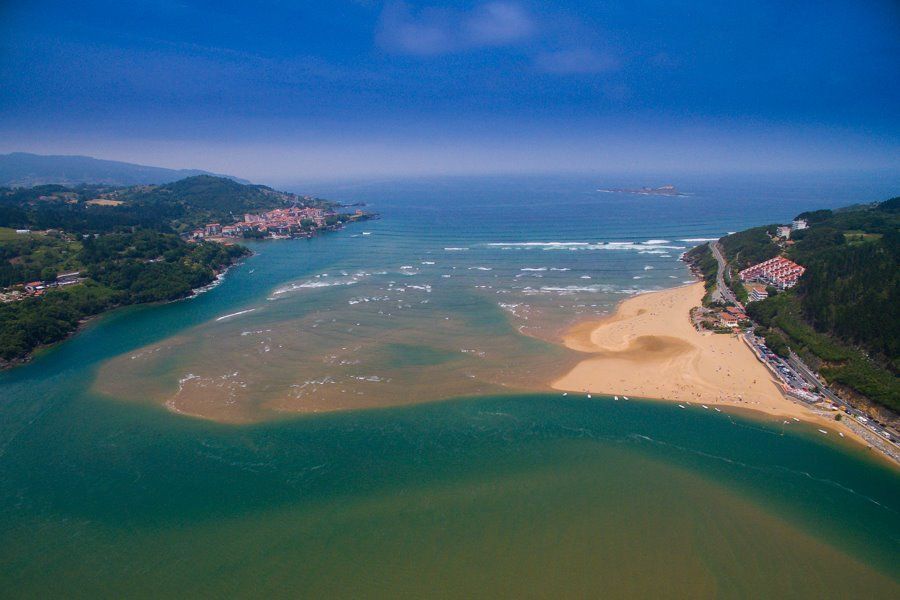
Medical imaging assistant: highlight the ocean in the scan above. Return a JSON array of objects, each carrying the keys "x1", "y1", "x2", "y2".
[{"x1": 0, "y1": 173, "x2": 897, "y2": 597}]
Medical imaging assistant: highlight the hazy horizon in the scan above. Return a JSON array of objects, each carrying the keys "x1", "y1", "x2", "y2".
[{"x1": 1, "y1": 1, "x2": 898, "y2": 180}]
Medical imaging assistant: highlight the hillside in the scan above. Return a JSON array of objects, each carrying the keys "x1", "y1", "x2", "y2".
[
  {"x1": 0, "y1": 152, "x2": 249, "y2": 187},
  {"x1": 713, "y1": 197, "x2": 899, "y2": 413},
  {"x1": 119, "y1": 175, "x2": 334, "y2": 229},
  {"x1": 0, "y1": 228, "x2": 248, "y2": 365},
  {"x1": 0, "y1": 175, "x2": 334, "y2": 233},
  {"x1": 0, "y1": 174, "x2": 358, "y2": 366}
]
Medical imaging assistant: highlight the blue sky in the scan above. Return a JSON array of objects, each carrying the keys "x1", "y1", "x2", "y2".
[{"x1": 1, "y1": 1, "x2": 898, "y2": 181}]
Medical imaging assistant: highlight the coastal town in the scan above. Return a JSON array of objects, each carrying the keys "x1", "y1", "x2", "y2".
[
  {"x1": 0, "y1": 201, "x2": 373, "y2": 304},
  {"x1": 189, "y1": 206, "x2": 371, "y2": 242}
]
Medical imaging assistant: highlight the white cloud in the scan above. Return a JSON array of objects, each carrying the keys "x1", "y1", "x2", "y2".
[
  {"x1": 376, "y1": 2, "x2": 621, "y2": 79},
  {"x1": 377, "y1": 1, "x2": 534, "y2": 56},
  {"x1": 464, "y1": 2, "x2": 534, "y2": 47}
]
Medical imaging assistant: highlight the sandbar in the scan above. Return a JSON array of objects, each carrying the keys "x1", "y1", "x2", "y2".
[{"x1": 552, "y1": 282, "x2": 878, "y2": 448}]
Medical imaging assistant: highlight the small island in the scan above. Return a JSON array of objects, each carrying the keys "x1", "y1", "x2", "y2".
[
  {"x1": 597, "y1": 184, "x2": 688, "y2": 196},
  {"x1": 0, "y1": 175, "x2": 373, "y2": 367}
]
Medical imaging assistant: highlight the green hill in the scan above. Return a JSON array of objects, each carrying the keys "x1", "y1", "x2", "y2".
[
  {"x1": 0, "y1": 175, "x2": 333, "y2": 233},
  {"x1": 720, "y1": 197, "x2": 899, "y2": 412},
  {"x1": 121, "y1": 175, "x2": 332, "y2": 228}
]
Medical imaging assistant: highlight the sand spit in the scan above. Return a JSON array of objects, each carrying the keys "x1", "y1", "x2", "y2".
[{"x1": 552, "y1": 282, "x2": 882, "y2": 452}]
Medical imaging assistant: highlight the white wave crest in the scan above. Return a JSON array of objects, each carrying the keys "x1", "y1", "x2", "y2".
[
  {"x1": 272, "y1": 275, "x2": 363, "y2": 296},
  {"x1": 483, "y1": 241, "x2": 685, "y2": 252},
  {"x1": 537, "y1": 284, "x2": 616, "y2": 294},
  {"x1": 215, "y1": 308, "x2": 257, "y2": 321}
]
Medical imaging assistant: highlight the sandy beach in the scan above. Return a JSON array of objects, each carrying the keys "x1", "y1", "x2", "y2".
[{"x1": 552, "y1": 282, "x2": 875, "y2": 442}]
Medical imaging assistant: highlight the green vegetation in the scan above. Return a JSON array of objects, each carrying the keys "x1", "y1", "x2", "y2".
[
  {"x1": 0, "y1": 282, "x2": 119, "y2": 362},
  {"x1": 0, "y1": 230, "x2": 247, "y2": 363},
  {"x1": 121, "y1": 175, "x2": 326, "y2": 230},
  {"x1": 735, "y1": 197, "x2": 899, "y2": 411},
  {"x1": 747, "y1": 293, "x2": 898, "y2": 410},
  {"x1": 0, "y1": 175, "x2": 367, "y2": 367},
  {"x1": 0, "y1": 228, "x2": 82, "y2": 287},
  {"x1": 724, "y1": 267, "x2": 749, "y2": 304},
  {"x1": 788, "y1": 201, "x2": 899, "y2": 365},
  {"x1": 718, "y1": 225, "x2": 779, "y2": 304},
  {"x1": 683, "y1": 243, "x2": 717, "y2": 304},
  {"x1": 720, "y1": 225, "x2": 780, "y2": 269},
  {"x1": 0, "y1": 175, "x2": 303, "y2": 365},
  {"x1": 0, "y1": 175, "x2": 336, "y2": 234}
]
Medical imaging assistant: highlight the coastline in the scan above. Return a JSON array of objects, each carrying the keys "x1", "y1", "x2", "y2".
[
  {"x1": 0, "y1": 256, "x2": 247, "y2": 372},
  {"x1": 551, "y1": 282, "x2": 898, "y2": 465}
]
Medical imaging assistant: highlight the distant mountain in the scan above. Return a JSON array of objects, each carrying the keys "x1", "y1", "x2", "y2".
[{"x1": 0, "y1": 152, "x2": 250, "y2": 187}]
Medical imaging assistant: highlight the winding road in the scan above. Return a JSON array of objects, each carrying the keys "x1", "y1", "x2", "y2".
[{"x1": 710, "y1": 241, "x2": 739, "y2": 305}]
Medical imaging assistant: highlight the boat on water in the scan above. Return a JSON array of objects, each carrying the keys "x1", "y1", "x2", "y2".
[
  {"x1": 587, "y1": 394, "x2": 592, "y2": 399},
  {"x1": 614, "y1": 395, "x2": 618, "y2": 400},
  {"x1": 702, "y1": 405, "x2": 709, "y2": 409},
  {"x1": 678, "y1": 404, "x2": 686, "y2": 409},
  {"x1": 818, "y1": 429, "x2": 828, "y2": 434},
  {"x1": 623, "y1": 396, "x2": 629, "y2": 400}
]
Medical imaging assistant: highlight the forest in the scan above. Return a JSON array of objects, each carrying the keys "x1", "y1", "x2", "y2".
[
  {"x1": 0, "y1": 230, "x2": 247, "y2": 363},
  {"x1": 736, "y1": 197, "x2": 899, "y2": 411},
  {"x1": 0, "y1": 175, "x2": 335, "y2": 234},
  {"x1": 0, "y1": 176, "x2": 287, "y2": 365}
]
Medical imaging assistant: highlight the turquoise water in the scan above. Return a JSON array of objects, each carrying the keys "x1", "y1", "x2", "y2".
[{"x1": 1, "y1": 174, "x2": 898, "y2": 597}]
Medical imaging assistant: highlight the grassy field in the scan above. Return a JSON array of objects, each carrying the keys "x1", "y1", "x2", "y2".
[{"x1": 0, "y1": 227, "x2": 83, "y2": 286}]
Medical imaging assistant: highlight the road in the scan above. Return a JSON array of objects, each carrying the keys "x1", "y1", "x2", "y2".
[
  {"x1": 709, "y1": 241, "x2": 739, "y2": 305},
  {"x1": 743, "y1": 331, "x2": 898, "y2": 455},
  {"x1": 708, "y1": 243, "x2": 898, "y2": 457},
  {"x1": 787, "y1": 351, "x2": 843, "y2": 404},
  {"x1": 787, "y1": 351, "x2": 897, "y2": 442}
]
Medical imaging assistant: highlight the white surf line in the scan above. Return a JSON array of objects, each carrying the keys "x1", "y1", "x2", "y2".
[{"x1": 216, "y1": 308, "x2": 257, "y2": 321}]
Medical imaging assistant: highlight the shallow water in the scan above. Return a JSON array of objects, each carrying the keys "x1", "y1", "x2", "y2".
[
  {"x1": 92, "y1": 172, "x2": 898, "y2": 421},
  {"x1": 1, "y1": 173, "x2": 898, "y2": 597}
]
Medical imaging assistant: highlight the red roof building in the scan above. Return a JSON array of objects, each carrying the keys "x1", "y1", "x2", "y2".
[{"x1": 739, "y1": 256, "x2": 805, "y2": 289}]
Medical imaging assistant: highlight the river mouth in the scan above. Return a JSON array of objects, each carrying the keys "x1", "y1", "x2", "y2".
[
  {"x1": 5, "y1": 175, "x2": 900, "y2": 596},
  {"x1": 91, "y1": 224, "x2": 686, "y2": 423},
  {"x1": 92, "y1": 274, "x2": 581, "y2": 423},
  {"x1": 2, "y1": 391, "x2": 898, "y2": 597}
]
